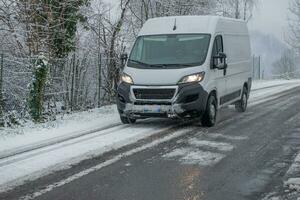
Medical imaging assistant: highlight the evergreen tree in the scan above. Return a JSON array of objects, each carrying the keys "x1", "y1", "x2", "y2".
[{"x1": 28, "y1": 54, "x2": 49, "y2": 122}]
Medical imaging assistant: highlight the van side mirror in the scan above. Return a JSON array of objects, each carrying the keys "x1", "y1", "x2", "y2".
[
  {"x1": 121, "y1": 53, "x2": 128, "y2": 66},
  {"x1": 213, "y1": 52, "x2": 227, "y2": 70}
]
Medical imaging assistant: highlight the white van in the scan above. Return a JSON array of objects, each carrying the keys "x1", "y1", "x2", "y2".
[{"x1": 117, "y1": 16, "x2": 252, "y2": 127}]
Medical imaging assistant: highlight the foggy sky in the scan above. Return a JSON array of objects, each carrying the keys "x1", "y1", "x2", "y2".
[{"x1": 248, "y1": 0, "x2": 290, "y2": 42}]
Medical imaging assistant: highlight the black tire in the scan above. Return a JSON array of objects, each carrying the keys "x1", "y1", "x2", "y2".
[
  {"x1": 235, "y1": 86, "x2": 248, "y2": 112},
  {"x1": 120, "y1": 116, "x2": 136, "y2": 124},
  {"x1": 201, "y1": 94, "x2": 217, "y2": 127}
]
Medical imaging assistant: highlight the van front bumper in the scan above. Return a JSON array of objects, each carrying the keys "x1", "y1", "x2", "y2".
[{"x1": 117, "y1": 82, "x2": 209, "y2": 119}]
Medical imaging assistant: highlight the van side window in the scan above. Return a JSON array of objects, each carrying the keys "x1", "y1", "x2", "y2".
[
  {"x1": 212, "y1": 35, "x2": 223, "y2": 56},
  {"x1": 216, "y1": 36, "x2": 223, "y2": 53},
  {"x1": 211, "y1": 35, "x2": 223, "y2": 68}
]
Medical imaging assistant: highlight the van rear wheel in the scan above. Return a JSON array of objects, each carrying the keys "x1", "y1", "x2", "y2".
[
  {"x1": 235, "y1": 86, "x2": 248, "y2": 112},
  {"x1": 201, "y1": 94, "x2": 217, "y2": 127},
  {"x1": 120, "y1": 116, "x2": 136, "y2": 124}
]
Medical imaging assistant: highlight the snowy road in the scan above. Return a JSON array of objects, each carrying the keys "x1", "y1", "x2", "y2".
[{"x1": 0, "y1": 82, "x2": 300, "y2": 200}]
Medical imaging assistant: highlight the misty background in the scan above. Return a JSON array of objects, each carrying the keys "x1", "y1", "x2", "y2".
[{"x1": 249, "y1": 0, "x2": 291, "y2": 78}]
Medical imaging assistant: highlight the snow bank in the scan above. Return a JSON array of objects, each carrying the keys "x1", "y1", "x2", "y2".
[
  {"x1": 0, "y1": 106, "x2": 120, "y2": 154},
  {"x1": 251, "y1": 79, "x2": 300, "y2": 90},
  {"x1": 249, "y1": 79, "x2": 300, "y2": 106}
]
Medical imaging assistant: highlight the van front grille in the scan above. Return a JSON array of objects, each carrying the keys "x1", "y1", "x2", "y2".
[{"x1": 133, "y1": 88, "x2": 176, "y2": 100}]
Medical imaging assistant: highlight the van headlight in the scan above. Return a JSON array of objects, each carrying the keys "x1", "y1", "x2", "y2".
[
  {"x1": 178, "y1": 72, "x2": 205, "y2": 84},
  {"x1": 121, "y1": 73, "x2": 134, "y2": 84}
]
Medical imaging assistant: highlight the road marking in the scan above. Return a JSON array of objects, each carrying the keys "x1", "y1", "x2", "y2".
[
  {"x1": 206, "y1": 133, "x2": 248, "y2": 141},
  {"x1": 19, "y1": 128, "x2": 195, "y2": 200}
]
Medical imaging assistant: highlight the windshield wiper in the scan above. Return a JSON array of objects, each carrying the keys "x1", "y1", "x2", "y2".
[
  {"x1": 157, "y1": 63, "x2": 197, "y2": 67},
  {"x1": 128, "y1": 60, "x2": 196, "y2": 68},
  {"x1": 128, "y1": 59, "x2": 149, "y2": 66},
  {"x1": 150, "y1": 64, "x2": 169, "y2": 68},
  {"x1": 129, "y1": 60, "x2": 168, "y2": 68}
]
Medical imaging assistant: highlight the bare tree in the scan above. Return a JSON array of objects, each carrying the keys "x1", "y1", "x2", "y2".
[
  {"x1": 217, "y1": 0, "x2": 257, "y2": 21},
  {"x1": 272, "y1": 49, "x2": 299, "y2": 79},
  {"x1": 288, "y1": 0, "x2": 300, "y2": 53}
]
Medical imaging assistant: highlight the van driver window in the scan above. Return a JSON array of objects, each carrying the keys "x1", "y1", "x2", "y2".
[{"x1": 212, "y1": 35, "x2": 223, "y2": 57}]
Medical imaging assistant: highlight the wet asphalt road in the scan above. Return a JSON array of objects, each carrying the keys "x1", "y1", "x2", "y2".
[{"x1": 3, "y1": 87, "x2": 300, "y2": 200}]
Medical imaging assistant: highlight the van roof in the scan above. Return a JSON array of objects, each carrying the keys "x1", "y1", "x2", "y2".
[{"x1": 139, "y1": 15, "x2": 248, "y2": 36}]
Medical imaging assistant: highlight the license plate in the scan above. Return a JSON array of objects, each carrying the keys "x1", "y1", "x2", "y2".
[{"x1": 143, "y1": 106, "x2": 162, "y2": 113}]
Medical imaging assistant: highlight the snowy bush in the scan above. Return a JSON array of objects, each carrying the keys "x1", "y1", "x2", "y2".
[{"x1": 3, "y1": 110, "x2": 21, "y2": 127}]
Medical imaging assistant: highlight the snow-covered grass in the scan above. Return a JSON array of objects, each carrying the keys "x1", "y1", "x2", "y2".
[{"x1": 0, "y1": 105, "x2": 120, "y2": 155}]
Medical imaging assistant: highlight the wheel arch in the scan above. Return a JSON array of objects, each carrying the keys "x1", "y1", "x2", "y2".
[{"x1": 208, "y1": 89, "x2": 218, "y2": 105}]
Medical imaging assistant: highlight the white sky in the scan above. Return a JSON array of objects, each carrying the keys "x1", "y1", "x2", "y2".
[{"x1": 248, "y1": 0, "x2": 290, "y2": 42}]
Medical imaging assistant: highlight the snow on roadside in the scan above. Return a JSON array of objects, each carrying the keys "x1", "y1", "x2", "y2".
[
  {"x1": 0, "y1": 106, "x2": 120, "y2": 154},
  {"x1": 287, "y1": 153, "x2": 300, "y2": 175},
  {"x1": 284, "y1": 178, "x2": 300, "y2": 191},
  {"x1": 284, "y1": 151, "x2": 300, "y2": 193},
  {"x1": 1, "y1": 79, "x2": 300, "y2": 159},
  {"x1": 250, "y1": 79, "x2": 300, "y2": 106},
  {"x1": 262, "y1": 150, "x2": 300, "y2": 200},
  {"x1": 251, "y1": 79, "x2": 300, "y2": 90}
]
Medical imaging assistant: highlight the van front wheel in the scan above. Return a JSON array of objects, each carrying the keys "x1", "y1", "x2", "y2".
[
  {"x1": 235, "y1": 86, "x2": 248, "y2": 112},
  {"x1": 201, "y1": 94, "x2": 217, "y2": 127}
]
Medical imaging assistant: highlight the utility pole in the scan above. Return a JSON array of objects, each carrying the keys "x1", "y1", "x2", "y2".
[
  {"x1": 252, "y1": 55, "x2": 255, "y2": 79},
  {"x1": 70, "y1": 54, "x2": 76, "y2": 111},
  {"x1": 98, "y1": 53, "x2": 102, "y2": 108},
  {"x1": 259, "y1": 56, "x2": 261, "y2": 80},
  {"x1": 0, "y1": 53, "x2": 4, "y2": 126}
]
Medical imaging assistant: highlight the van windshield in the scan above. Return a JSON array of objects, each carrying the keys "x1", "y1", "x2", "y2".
[{"x1": 128, "y1": 34, "x2": 211, "y2": 68}]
